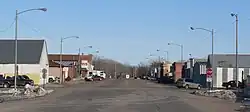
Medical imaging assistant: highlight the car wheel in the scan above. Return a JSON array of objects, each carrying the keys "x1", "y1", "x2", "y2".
[
  {"x1": 185, "y1": 85, "x2": 189, "y2": 89},
  {"x1": 3, "y1": 83, "x2": 9, "y2": 88},
  {"x1": 227, "y1": 85, "x2": 231, "y2": 89},
  {"x1": 197, "y1": 85, "x2": 201, "y2": 90},
  {"x1": 48, "y1": 78, "x2": 54, "y2": 83}
]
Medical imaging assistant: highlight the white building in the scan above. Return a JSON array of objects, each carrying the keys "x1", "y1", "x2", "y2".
[
  {"x1": 207, "y1": 54, "x2": 250, "y2": 88},
  {"x1": 0, "y1": 39, "x2": 49, "y2": 85}
]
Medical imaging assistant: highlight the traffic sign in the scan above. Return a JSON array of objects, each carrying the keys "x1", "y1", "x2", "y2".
[
  {"x1": 42, "y1": 68, "x2": 47, "y2": 79},
  {"x1": 206, "y1": 68, "x2": 213, "y2": 77}
]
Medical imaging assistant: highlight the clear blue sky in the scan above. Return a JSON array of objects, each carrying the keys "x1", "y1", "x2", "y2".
[{"x1": 0, "y1": 0, "x2": 249, "y2": 65}]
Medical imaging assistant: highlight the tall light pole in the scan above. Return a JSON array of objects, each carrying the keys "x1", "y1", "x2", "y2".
[
  {"x1": 14, "y1": 8, "x2": 47, "y2": 89},
  {"x1": 60, "y1": 36, "x2": 79, "y2": 84},
  {"x1": 93, "y1": 50, "x2": 99, "y2": 70},
  {"x1": 168, "y1": 43, "x2": 183, "y2": 63},
  {"x1": 231, "y1": 13, "x2": 239, "y2": 87},
  {"x1": 190, "y1": 26, "x2": 214, "y2": 89}
]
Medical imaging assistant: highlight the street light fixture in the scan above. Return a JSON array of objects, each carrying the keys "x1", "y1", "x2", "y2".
[
  {"x1": 167, "y1": 43, "x2": 183, "y2": 63},
  {"x1": 190, "y1": 26, "x2": 214, "y2": 89},
  {"x1": 156, "y1": 49, "x2": 169, "y2": 63},
  {"x1": 231, "y1": 13, "x2": 239, "y2": 87},
  {"x1": 78, "y1": 45, "x2": 93, "y2": 78},
  {"x1": 14, "y1": 8, "x2": 47, "y2": 90},
  {"x1": 60, "y1": 36, "x2": 79, "y2": 84}
]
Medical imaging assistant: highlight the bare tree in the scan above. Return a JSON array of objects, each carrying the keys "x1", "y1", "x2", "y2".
[{"x1": 92, "y1": 56, "x2": 133, "y2": 78}]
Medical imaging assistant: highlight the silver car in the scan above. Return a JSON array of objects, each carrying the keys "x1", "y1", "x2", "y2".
[{"x1": 176, "y1": 78, "x2": 201, "y2": 90}]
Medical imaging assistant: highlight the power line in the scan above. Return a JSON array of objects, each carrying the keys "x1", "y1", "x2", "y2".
[
  {"x1": 0, "y1": 18, "x2": 15, "y2": 32},
  {"x1": 18, "y1": 18, "x2": 52, "y2": 41},
  {"x1": 18, "y1": 18, "x2": 41, "y2": 33}
]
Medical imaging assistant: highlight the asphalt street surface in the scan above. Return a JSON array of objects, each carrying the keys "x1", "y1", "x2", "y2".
[{"x1": 0, "y1": 79, "x2": 241, "y2": 112}]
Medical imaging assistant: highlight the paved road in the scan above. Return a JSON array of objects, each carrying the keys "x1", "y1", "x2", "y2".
[{"x1": 0, "y1": 79, "x2": 240, "y2": 112}]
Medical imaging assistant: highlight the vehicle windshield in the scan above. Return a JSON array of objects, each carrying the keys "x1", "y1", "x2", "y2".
[
  {"x1": 17, "y1": 75, "x2": 26, "y2": 80},
  {"x1": 177, "y1": 79, "x2": 183, "y2": 82},
  {"x1": 22, "y1": 75, "x2": 30, "y2": 79}
]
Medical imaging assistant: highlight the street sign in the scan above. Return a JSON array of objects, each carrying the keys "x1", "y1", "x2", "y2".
[
  {"x1": 207, "y1": 77, "x2": 212, "y2": 82},
  {"x1": 42, "y1": 68, "x2": 47, "y2": 79},
  {"x1": 206, "y1": 68, "x2": 213, "y2": 77}
]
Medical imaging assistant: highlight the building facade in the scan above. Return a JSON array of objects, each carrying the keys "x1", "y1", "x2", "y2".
[
  {"x1": 0, "y1": 39, "x2": 49, "y2": 85},
  {"x1": 48, "y1": 54, "x2": 93, "y2": 80},
  {"x1": 171, "y1": 62, "x2": 183, "y2": 82},
  {"x1": 207, "y1": 54, "x2": 250, "y2": 88}
]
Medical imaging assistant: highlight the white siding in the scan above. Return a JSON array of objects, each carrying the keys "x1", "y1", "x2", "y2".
[
  {"x1": 200, "y1": 65, "x2": 206, "y2": 74},
  {"x1": 39, "y1": 41, "x2": 49, "y2": 84},
  {"x1": 239, "y1": 68, "x2": 244, "y2": 82},
  {"x1": 63, "y1": 67, "x2": 69, "y2": 78},
  {"x1": 216, "y1": 67, "x2": 223, "y2": 88},
  {"x1": 227, "y1": 68, "x2": 234, "y2": 82},
  {"x1": 0, "y1": 64, "x2": 40, "y2": 74}
]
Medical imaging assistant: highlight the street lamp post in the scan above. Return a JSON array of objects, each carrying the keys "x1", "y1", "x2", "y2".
[
  {"x1": 93, "y1": 50, "x2": 99, "y2": 70},
  {"x1": 231, "y1": 13, "x2": 239, "y2": 87},
  {"x1": 60, "y1": 36, "x2": 79, "y2": 84},
  {"x1": 157, "y1": 49, "x2": 169, "y2": 63},
  {"x1": 14, "y1": 8, "x2": 47, "y2": 89},
  {"x1": 190, "y1": 27, "x2": 214, "y2": 89},
  {"x1": 167, "y1": 43, "x2": 183, "y2": 63}
]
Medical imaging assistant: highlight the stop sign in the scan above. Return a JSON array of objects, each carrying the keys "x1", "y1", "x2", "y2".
[{"x1": 206, "y1": 68, "x2": 213, "y2": 77}]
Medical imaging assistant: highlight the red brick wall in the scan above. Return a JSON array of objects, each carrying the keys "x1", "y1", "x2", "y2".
[{"x1": 173, "y1": 63, "x2": 183, "y2": 82}]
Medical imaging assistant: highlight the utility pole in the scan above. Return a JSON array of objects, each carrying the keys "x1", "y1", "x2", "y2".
[
  {"x1": 78, "y1": 48, "x2": 81, "y2": 78},
  {"x1": 14, "y1": 10, "x2": 18, "y2": 90},
  {"x1": 114, "y1": 63, "x2": 117, "y2": 79},
  {"x1": 235, "y1": 14, "x2": 239, "y2": 88},
  {"x1": 60, "y1": 38, "x2": 63, "y2": 84},
  {"x1": 231, "y1": 13, "x2": 239, "y2": 87}
]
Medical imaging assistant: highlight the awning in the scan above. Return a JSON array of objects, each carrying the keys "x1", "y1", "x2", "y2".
[{"x1": 53, "y1": 61, "x2": 75, "y2": 67}]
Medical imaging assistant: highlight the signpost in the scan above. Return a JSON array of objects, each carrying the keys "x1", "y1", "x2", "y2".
[
  {"x1": 42, "y1": 68, "x2": 47, "y2": 88},
  {"x1": 206, "y1": 68, "x2": 213, "y2": 89}
]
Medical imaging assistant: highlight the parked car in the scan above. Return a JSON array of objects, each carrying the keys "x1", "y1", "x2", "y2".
[
  {"x1": 92, "y1": 75, "x2": 104, "y2": 81},
  {"x1": 2, "y1": 75, "x2": 34, "y2": 88},
  {"x1": 176, "y1": 78, "x2": 201, "y2": 90},
  {"x1": 222, "y1": 80, "x2": 245, "y2": 89},
  {"x1": 48, "y1": 76, "x2": 55, "y2": 83},
  {"x1": 157, "y1": 76, "x2": 174, "y2": 84}
]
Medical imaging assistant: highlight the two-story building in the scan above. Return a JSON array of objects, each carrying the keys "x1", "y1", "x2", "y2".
[{"x1": 48, "y1": 54, "x2": 93, "y2": 81}]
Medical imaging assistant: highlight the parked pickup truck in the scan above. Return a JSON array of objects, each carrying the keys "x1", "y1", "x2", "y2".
[
  {"x1": 1, "y1": 75, "x2": 34, "y2": 88},
  {"x1": 222, "y1": 80, "x2": 246, "y2": 89}
]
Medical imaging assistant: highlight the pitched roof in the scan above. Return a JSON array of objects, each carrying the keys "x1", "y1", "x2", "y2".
[
  {"x1": 0, "y1": 39, "x2": 45, "y2": 64},
  {"x1": 208, "y1": 54, "x2": 250, "y2": 68}
]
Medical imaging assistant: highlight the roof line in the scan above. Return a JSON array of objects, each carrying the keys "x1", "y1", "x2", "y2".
[{"x1": 0, "y1": 38, "x2": 45, "y2": 40}]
